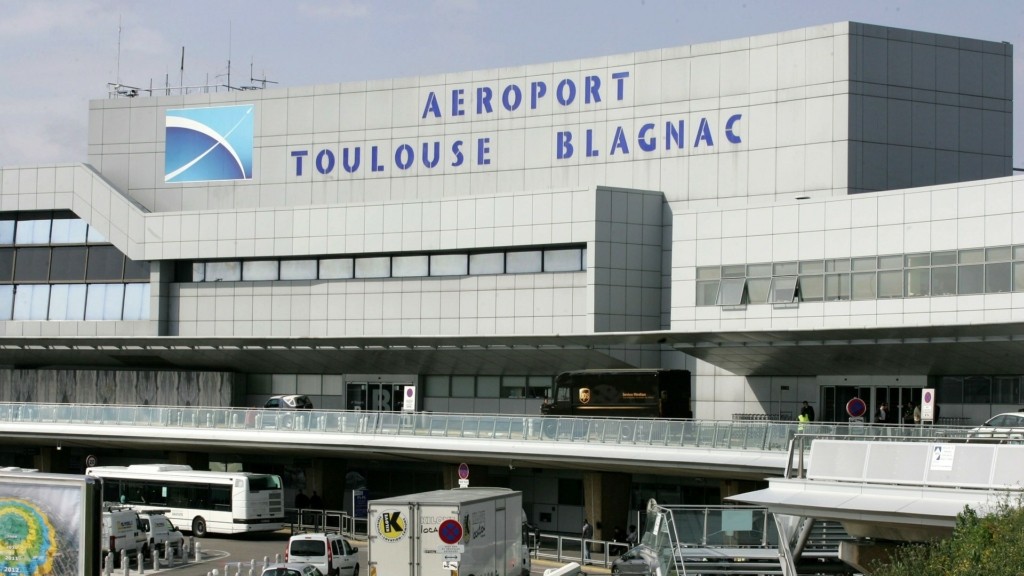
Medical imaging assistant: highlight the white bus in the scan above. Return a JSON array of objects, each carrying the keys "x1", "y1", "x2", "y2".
[{"x1": 86, "y1": 464, "x2": 285, "y2": 537}]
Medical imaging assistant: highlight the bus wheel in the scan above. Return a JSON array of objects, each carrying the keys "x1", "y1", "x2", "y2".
[{"x1": 192, "y1": 516, "x2": 207, "y2": 538}]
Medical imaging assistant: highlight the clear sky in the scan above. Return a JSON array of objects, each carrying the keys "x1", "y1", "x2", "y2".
[{"x1": 1, "y1": 0, "x2": 1021, "y2": 168}]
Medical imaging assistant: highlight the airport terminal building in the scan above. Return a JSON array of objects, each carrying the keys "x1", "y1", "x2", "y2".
[{"x1": 0, "y1": 21, "x2": 1019, "y2": 520}]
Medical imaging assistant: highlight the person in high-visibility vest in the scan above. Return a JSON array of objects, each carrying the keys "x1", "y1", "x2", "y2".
[{"x1": 797, "y1": 412, "x2": 809, "y2": 432}]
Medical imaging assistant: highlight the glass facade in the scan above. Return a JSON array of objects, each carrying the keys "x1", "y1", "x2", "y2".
[
  {"x1": 183, "y1": 246, "x2": 587, "y2": 283},
  {"x1": 0, "y1": 212, "x2": 149, "y2": 321},
  {"x1": 697, "y1": 246, "x2": 1024, "y2": 306}
]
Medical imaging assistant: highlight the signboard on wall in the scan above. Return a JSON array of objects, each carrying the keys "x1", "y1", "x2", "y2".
[
  {"x1": 402, "y1": 385, "x2": 416, "y2": 411},
  {"x1": 165, "y1": 105, "x2": 254, "y2": 183},
  {"x1": 921, "y1": 388, "x2": 936, "y2": 423}
]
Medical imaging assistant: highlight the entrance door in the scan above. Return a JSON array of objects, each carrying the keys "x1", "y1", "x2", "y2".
[
  {"x1": 346, "y1": 382, "x2": 410, "y2": 411},
  {"x1": 874, "y1": 387, "x2": 921, "y2": 424},
  {"x1": 822, "y1": 385, "x2": 922, "y2": 423},
  {"x1": 822, "y1": 386, "x2": 871, "y2": 422}
]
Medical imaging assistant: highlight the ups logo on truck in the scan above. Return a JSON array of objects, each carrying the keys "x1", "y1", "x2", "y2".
[
  {"x1": 578, "y1": 387, "x2": 591, "y2": 404},
  {"x1": 376, "y1": 509, "x2": 407, "y2": 542}
]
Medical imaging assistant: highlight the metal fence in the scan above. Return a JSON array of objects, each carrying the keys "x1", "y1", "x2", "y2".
[{"x1": 0, "y1": 402, "x2": 980, "y2": 455}]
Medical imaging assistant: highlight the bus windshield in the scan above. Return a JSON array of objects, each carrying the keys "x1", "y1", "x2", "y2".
[{"x1": 248, "y1": 474, "x2": 282, "y2": 491}]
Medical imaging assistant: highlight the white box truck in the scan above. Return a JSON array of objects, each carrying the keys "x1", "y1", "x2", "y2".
[{"x1": 367, "y1": 487, "x2": 530, "y2": 576}]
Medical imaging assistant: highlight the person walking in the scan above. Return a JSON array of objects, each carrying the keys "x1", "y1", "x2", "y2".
[{"x1": 582, "y1": 518, "x2": 593, "y2": 564}]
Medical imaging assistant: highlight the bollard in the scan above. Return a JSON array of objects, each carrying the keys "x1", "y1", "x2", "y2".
[
  {"x1": 274, "y1": 553, "x2": 281, "y2": 564},
  {"x1": 103, "y1": 551, "x2": 112, "y2": 575},
  {"x1": 195, "y1": 541, "x2": 202, "y2": 562},
  {"x1": 263, "y1": 556, "x2": 269, "y2": 571},
  {"x1": 137, "y1": 550, "x2": 144, "y2": 573},
  {"x1": 121, "y1": 550, "x2": 127, "y2": 575}
]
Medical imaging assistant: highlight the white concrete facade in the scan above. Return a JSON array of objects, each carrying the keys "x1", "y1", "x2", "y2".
[{"x1": 0, "y1": 21, "x2": 1018, "y2": 421}]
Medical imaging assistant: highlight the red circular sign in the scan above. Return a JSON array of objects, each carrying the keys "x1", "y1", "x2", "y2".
[
  {"x1": 438, "y1": 519, "x2": 463, "y2": 544},
  {"x1": 846, "y1": 397, "x2": 867, "y2": 418},
  {"x1": 458, "y1": 463, "x2": 469, "y2": 480}
]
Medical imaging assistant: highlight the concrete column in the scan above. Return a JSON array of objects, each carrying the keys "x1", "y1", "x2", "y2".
[
  {"x1": 34, "y1": 446, "x2": 55, "y2": 472},
  {"x1": 583, "y1": 471, "x2": 630, "y2": 542}
]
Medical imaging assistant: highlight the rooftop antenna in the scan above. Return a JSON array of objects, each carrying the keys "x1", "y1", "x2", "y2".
[
  {"x1": 179, "y1": 46, "x2": 184, "y2": 92},
  {"x1": 248, "y1": 57, "x2": 278, "y2": 90},
  {"x1": 115, "y1": 15, "x2": 122, "y2": 85},
  {"x1": 227, "y1": 21, "x2": 232, "y2": 89}
]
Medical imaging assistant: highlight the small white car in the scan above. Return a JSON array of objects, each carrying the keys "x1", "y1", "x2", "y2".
[
  {"x1": 286, "y1": 533, "x2": 359, "y2": 576},
  {"x1": 968, "y1": 412, "x2": 1024, "y2": 440},
  {"x1": 137, "y1": 510, "x2": 184, "y2": 558},
  {"x1": 262, "y1": 563, "x2": 324, "y2": 576}
]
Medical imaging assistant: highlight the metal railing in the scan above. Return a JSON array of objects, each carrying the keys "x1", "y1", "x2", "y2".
[
  {"x1": 533, "y1": 533, "x2": 630, "y2": 569},
  {"x1": 0, "y1": 402, "x2": 979, "y2": 454}
]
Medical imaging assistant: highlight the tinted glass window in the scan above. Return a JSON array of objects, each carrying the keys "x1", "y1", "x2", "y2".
[
  {"x1": 50, "y1": 246, "x2": 87, "y2": 281},
  {"x1": 0, "y1": 248, "x2": 14, "y2": 282},
  {"x1": 14, "y1": 247, "x2": 51, "y2": 282},
  {"x1": 124, "y1": 258, "x2": 150, "y2": 281},
  {"x1": 87, "y1": 246, "x2": 125, "y2": 281},
  {"x1": 290, "y1": 540, "x2": 326, "y2": 556}
]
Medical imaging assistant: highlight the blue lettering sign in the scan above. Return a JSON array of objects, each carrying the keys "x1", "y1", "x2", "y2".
[
  {"x1": 316, "y1": 149, "x2": 335, "y2": 174},
  {"x1": 451, "y1": 140, "x2": 465, "y2": 167},
  {"x1": 395, "y1": 144, "x2": 414, "y2": 170},
  {"x1": 477, "y1": 137, "x2": 491, "y2": 165},
  {"x1": 725, "y1": 114, "x2": 742, "y2": 144},
  {"x1": 665, "y1": 121, "x2": 685, "y2": 150},
  {"x1": 343, "y1": 147, "x2": 361, "y2": 173},
  {"x1": 557, "y1": 131, "x2": 574, "y2": 159},
  {"x1": 422, "y1": 92, "x2": 441, "y2": 119},
  {"x1": 694, "y1": 118, "x2": 713, "y2": 147},
  {"x1": 291, "y1": 150, "x2": 308, "y2": 176},
  {"x1": 371, "y1": 146, "x2": 384, "y2": 172},
  {"x1": 586, "y1": 129, "x2": 598, "y2": 158},
  {"x1": 638, "y1": 123, "x2": 657, "y2": 152},
  {"x1": 612, "y1": 71, "x2": 630, "y2": 100},
  {"x1": 451, "y1": 89, "x2": 465, "y2": 117},
  {"x1": 531, "y1": 81, "x2": 546, "y2": 109},
  {"x1": 584, "y1": 75, "x2": 601, "y2": 104},
  {"x1": 422, "y1": 142, "x2": 440, "y2": 168},
  {"x1": 610, "y1": 127, "x2": 629, "y2": 155},
  {"x1": 476, "y1": 87, "x2": 493, "y2": 114},
  {"x1": 502, "y1": 85, "x2": 522, "y2": 112},
  {"x1": 556, "y1": 79, "x2": 576, "y2": 106}
]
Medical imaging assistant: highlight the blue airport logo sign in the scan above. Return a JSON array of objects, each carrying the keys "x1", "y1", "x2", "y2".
[{"x1": 165, "y1": 105, "x2": 254, "y2": 183}]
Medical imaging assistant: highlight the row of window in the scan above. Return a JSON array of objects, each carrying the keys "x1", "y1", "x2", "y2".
[
  {"x1": 697, "y1": 247, "x2": 1024, "y2": 306},
  {"x1": 183, "y1": 246, "x2": 586, "y2": 283},
  {"x1": 424, "y1": 375, "x2": 554, "y2": 399},
  {"x1": 0, "y1": 246, "x2": 149, "y2": 284},
  {"x1": 101, "y1": 478, "x2": 231, "y2": 510},
  {"x1": 937, "y1": 375, "x2": 1024, "y2": 405},
  {"x1": 0, "y1": 283, "x2": 150, "y2": 321},
  {"x1": 0, "y1": 212, "x2": 108, "y2": 246}
]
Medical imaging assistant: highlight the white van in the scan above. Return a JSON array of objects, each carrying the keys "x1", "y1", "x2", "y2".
[
  {"x1": 286, "y1": 533, "x2": 358, "y2": 576},
  {"x1": 138, "y1": 509, "x2": 185, "y2": 557},
  {"x1": 100, "y1": 506, "x2": 147, "y2": 567}
]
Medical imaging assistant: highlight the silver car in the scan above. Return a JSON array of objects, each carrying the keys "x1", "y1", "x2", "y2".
[{"x1": 968, "y1": 412, "x2": 1024, "y2": 440}]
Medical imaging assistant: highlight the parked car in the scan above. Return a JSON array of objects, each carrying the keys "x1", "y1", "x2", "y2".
[
  {"x1": 968, "y1": 412, "x2": 1024, "y2": 440},
  {"x1": 137, "y1": 509, "x2": 184, "y2": 558},
  {"x1": 262, "y1": 563, "x2": 324, "y2": 576},
  {"x1": 265, "y1": 395, "x2": 314, "y2": 410},
  {"x1": 286, "y1": 533, "x2": 359, "y2": 576}
]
